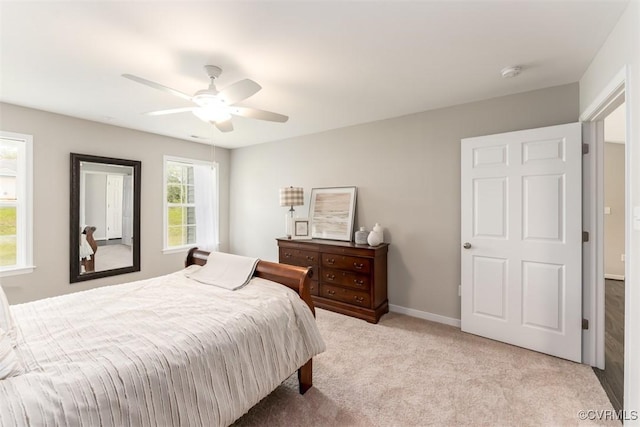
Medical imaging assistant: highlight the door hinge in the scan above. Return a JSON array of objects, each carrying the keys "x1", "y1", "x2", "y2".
[
  {"x1": 582, "y1": 143, "x2": 589, "y2": 155},
  {"x1": 583, "y1": 231, "x2": 589, "y2": 242},
  {"x1": 582, "y1": 318, "x2": 589, "y2": 330}
]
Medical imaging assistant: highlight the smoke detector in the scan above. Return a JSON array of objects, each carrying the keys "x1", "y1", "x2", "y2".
[{"x1": 501, "y1": 66, "x2": 522, "y2": 78}]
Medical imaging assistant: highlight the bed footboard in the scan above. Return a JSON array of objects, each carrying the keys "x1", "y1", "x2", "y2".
[{"x1": 185, "y1": 248, "x2": 316, "y2": 394}]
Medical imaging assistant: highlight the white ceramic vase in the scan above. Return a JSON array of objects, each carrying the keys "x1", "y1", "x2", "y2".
[{"x1": 367, "y1": 223, "x2": 383, "y2": 246}]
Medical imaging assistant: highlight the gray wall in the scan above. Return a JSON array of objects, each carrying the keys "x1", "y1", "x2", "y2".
[
  {"x1": 604, "y1": 142, "x2": 625, "y2": 278},
  {"x1": 0, "y1": 102, "x2": 230, "y2": 304},
  {"x1": 230, "y1": 83, "x2": 579, "y2": 320}
]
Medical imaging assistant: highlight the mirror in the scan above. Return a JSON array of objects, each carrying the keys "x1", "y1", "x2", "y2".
[{"x1": 70, "y1": 153, "x2": 141, "y2": 283}]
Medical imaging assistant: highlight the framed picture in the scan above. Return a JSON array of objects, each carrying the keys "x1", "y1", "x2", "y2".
[
  {"x1": 309, "y1": 187, "x2": 357, "y2": 241},
  {"x1": 291, "y1": 218, "x2": 311, "y2": 240}
]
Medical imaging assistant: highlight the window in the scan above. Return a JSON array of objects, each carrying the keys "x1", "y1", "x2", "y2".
[
  {"x1": 166, "y1": 160, "x2": 196, "y2": 247},
  {"x1": 0, "y1": 131, "x2": 33, "y2": 276},
  {"x1": 163, "y1": 156, "x2": 218, "y2": 253}
]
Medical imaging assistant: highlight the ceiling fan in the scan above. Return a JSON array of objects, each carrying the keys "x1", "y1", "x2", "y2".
[{"x1": 122, "y1": 65, "x2": 288, "y2": 132}]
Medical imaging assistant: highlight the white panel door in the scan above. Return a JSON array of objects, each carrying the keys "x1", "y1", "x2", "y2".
[
  {"x1": 106, "y1": 174, "x2": 123, "y2": 240},
  {"x1": 461, "y1": 123, "x2": 582, "y2": 362}
]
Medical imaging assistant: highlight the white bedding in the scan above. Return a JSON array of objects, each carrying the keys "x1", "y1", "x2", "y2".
[{"x1": 0, "y1": 266, "x2": 326, "y2": 427}]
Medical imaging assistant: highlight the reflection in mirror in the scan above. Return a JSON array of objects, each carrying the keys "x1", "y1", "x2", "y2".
[
  {"x1": 80, "y1": 162, "x2": 134, "y2": 273},
  {"x1": 71, "y1": 154, "x2": 140, "y2": 283}
]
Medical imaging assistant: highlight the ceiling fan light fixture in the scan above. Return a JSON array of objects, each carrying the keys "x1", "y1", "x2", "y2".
[
  {"x1": 193, "y1": 91, "x2": 222, "y2": 107},
  {"x1": 193, "y1": 107, "x2": 232, "y2": 123}
]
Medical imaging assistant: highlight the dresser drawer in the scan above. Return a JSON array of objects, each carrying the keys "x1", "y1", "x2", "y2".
[
  {"x1": 279, "y1": 248, "x2": 319, "y2": 266},
  {"x1": 321, "y1": 254, "x2": 371, "y2": 273},
  {"x1": 321, "y1": 268, "x2": 370, "y2": 291},
  {"x1": 320, "y1": 284, "x2": 371, "y2": 307}
]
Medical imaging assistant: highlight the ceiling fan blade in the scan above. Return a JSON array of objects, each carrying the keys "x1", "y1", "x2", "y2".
[
  {"x1": 231, "y1": 106, "x2": 289, "y2": 123},
  {"x1": 215, "y1": 120, "x2": 234, "y2": 132},
  {"x1": 122, "y1": 74, "x2": 192, "y2": 101},
  {"x1": 146, "y1": 107, "x2": 197, "y2": 116},
  {"x1": 218, "y1": 79, "x2": 262, "y2": 105}
]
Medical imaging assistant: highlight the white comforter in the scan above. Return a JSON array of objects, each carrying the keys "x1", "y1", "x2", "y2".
[{"x1": 0, "y1": 267, "x2": 326, "y2": 427}]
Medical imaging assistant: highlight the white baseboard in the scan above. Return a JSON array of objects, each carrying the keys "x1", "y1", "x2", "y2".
[
  {"x1": 605, "y1": 274, "x2": 625, "y2": 281},
  {"x1": 389, "y1": 304, "x2": 461, "y2": 328}
]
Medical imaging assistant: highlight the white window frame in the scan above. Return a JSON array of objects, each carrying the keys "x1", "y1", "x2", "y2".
[
  {"x1": 162, "y1": 155, "x2": 218, "y2": 254},
  {"x1": 0, "y1": 131, "x2": 34, "y2": 277}
]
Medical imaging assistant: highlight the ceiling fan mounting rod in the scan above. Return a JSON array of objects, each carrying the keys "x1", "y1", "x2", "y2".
[
  {"x1": 204, "y1": 65, "x2": 222, "y2": 91},
  {"x1": 204, "y1": 65, "x2": 222, "y2": 80}
]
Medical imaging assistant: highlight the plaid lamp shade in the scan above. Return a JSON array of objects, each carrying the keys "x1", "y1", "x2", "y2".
[{"x1": 279, "y1": 187, "x2": 304, "y2": 207}]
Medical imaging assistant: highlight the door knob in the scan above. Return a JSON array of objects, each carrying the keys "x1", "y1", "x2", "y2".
[{"x1": 463, "y1": 242, "x2": 472, "y2": 249}]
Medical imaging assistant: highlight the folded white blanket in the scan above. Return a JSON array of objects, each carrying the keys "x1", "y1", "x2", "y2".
[{"x1": 186, "y1": 251, "x2": 259, "y2": 290}]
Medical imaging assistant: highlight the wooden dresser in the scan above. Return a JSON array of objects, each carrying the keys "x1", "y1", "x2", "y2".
[{"x1": 277, "y1": 238, "x2": 389, "y2": 323}]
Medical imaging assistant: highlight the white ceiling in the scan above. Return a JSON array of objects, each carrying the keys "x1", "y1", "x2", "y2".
[{"x1": 0, "y1": 1, "x2": 628, "y2": 149}]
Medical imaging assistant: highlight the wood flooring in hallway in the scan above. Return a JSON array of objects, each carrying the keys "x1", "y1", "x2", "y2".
[{"x1": 593, "y1": 279, "x2": 625, "y2": 412}]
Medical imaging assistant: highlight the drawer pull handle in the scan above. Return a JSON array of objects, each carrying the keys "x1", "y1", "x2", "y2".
[
  {"x1": 284, "y1": 253, "x2": 292, "y2": 258},
  {"x1": 354, "y1": 296, "x2": 364, "y2": 303},
  {"x1": 353, "y1": 279, "x2": 364, "y2": 286},
  {"x1": 327, "y1": 258, "x2": 335, "y2": 265},
  {"x1": 353, "y1": 262, "x2": 364, "y2": 270},
  {"x1": 327, "y1": 290, "x2": 336, "y2": 295},
  {"x1": 326, "y1": 274, "x2": 336, "y2": 280},
  {"x1": 306, "y1": 255, "x2": 315, "y2": 261}
]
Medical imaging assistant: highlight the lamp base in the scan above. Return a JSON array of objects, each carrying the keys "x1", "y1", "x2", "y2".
[
  {"x1": 285, "y1": 213, "x2": 292, "y2": 238},
  {"x1": 285, "y1": 207, "x2": 296, "y2": 238}
]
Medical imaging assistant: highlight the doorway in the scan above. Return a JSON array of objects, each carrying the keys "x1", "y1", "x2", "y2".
[{"x1": 593, "y1": 102, "x2": 626, "y2": 412}]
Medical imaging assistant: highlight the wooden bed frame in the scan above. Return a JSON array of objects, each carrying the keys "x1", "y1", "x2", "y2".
[{"x1": 185, "y1": 247, "x2": 316, "y2": 394}]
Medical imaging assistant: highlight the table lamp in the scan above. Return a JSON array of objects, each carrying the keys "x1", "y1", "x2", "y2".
[{"x1": 279, "y1": 186, "x2": 304, "y2": 238}]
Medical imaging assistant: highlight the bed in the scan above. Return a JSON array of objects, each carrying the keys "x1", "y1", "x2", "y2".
[{"x1": 0, "y1": 248, "x2": 325, "y2": 426}]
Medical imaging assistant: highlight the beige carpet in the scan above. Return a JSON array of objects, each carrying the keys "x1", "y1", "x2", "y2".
[
  {"x1": 234, "y1": 309, "x2": 618, "y2": 426},
  {"x1": 94, "y1": 244, "x2": 132, "y2": 272}
]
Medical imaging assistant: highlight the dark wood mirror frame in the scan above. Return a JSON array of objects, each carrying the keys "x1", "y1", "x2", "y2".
[{"x1": 70, "y1": 153, "x2": 141, "y2": 283}]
